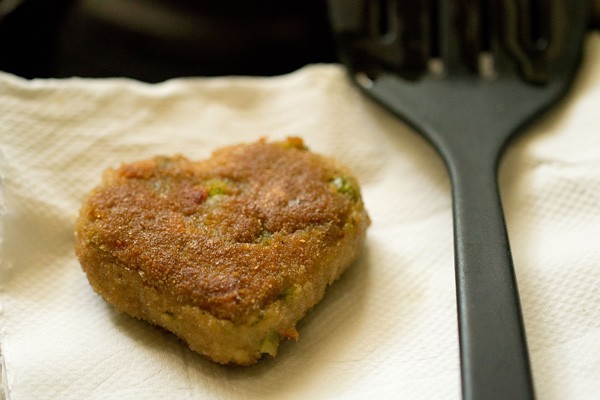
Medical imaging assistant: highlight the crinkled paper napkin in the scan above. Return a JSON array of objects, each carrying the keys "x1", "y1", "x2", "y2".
[{"x1": 1, "y1": 34, "x2": 600, "y2": 400}]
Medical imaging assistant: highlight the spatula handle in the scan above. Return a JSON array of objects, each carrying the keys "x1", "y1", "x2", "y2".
[{"x1": 450, "y1": 154, "x2": 534, "y2": 400}]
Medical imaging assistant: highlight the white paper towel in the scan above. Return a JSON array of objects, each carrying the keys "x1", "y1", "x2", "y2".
[{"x1": 1, "y1": 34, "x2": 599, "y2": 400}]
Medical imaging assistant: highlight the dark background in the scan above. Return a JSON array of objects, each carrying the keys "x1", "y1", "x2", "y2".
[{"x1": 0, "y1": 0, "x2": 336, "y2": 82}]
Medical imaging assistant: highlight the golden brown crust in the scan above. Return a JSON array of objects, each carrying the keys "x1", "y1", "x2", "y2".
[{"x1": 75, "y1": 137, "x2": 370, "y2": 364}]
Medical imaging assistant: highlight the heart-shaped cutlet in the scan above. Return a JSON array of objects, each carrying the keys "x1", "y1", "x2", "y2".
[{"x1": 75, "y1": 137, "x2": 370, "y2": 365}]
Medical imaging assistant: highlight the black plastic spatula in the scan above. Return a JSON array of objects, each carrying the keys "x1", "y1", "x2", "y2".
[{"x1": 327, "y1": 1, "x2": 588, "y2": 399}]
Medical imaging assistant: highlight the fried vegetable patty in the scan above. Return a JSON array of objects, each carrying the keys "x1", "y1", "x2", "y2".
[{"x1": 75, "y1": 137, "x2": 370, "y2": 365}]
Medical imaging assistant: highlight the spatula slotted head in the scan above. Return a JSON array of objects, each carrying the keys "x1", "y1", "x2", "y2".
[
  {"x1": 327, "y1": 0, "x2": 589, "y2": 154},
  {"x1": 328, "y1": 0, "x2": 588, "y2": 81}
]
